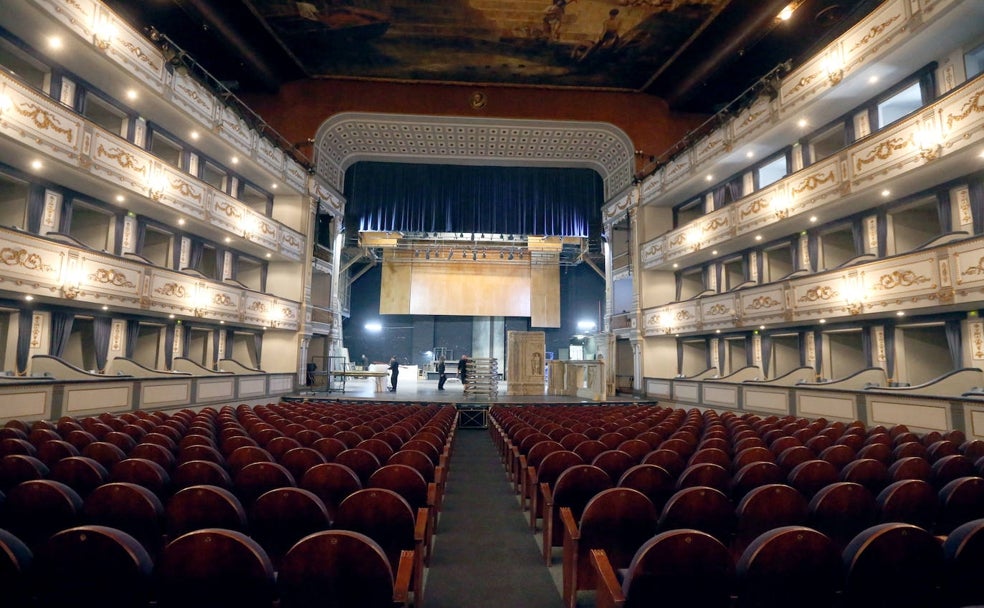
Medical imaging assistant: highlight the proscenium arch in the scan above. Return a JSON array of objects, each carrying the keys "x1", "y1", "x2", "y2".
[{"x1": 313, "y1": 112, "x2": 636, "y2": 201}]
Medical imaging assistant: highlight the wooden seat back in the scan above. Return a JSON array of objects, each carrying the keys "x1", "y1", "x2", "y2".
[
  {"x1": 735, "y1": 525, "x2": 840, "y2": 608},
  {"x1": 842, "y1": 522, "x2": 943, "y2": 608},
  {"x1": 164, "y1": 484, "x2": 247, "y2": 538}
]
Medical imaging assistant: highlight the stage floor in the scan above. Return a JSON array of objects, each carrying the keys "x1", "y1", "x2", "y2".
[{"x1": 287, "y1": 376, "x2": 654, "y2": 406}]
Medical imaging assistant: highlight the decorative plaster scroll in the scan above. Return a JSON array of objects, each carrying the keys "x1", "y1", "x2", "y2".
[
  {"x1": 869, "y1": 270, "x2": 931, "y2": 291},
  {"x1": 797, "y1": 285, "x2": 839, "y2": 303},
  {"x1": 973, "y1": 321, "x2": 984, "y2": 362}
]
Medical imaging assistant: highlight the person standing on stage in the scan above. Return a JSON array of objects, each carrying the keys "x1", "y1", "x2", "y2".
[
  {"x1": 437, "y1": 356, "x2": 447, "y2": 390},
  {"x1": 458, "y1": 354, "x2": 469, "y2": 386},
  {"x1": 388, "y1": 355, "x2": 399, "y2": 392}
]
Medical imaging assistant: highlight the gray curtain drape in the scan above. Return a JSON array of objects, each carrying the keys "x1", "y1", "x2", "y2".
[
  {"x1": 852, "y1": 218, "x2": 864, "y2": 256},
  {"x1": 27, "y1": 186, "x2": 45, "y2": 234},
  {"x1": 135, "y1": 222, "x2": 147, "y2": 254},
  {"x1": 164, "y1": 324, "x2": 176, "y2": 369},
  {"x1": 792, "y1": 237, "x2": 802, "y2": 270},
  {"x1": 814, "y1": 331, "x2": 824, "y2": 380},
  {"x1": 717, "y1": 338, "x2": 725, "y2": 374},
  {"x1": 761, "y1": 333, "x2": 773, "y2": 378},
  {"x1": 253, "y1": 333, "x2": 263, "y2": 368},
  {"x1": 212, "y1": 330, "x2": 221, "y2": 369},
  {"x1": 937, "y1": 190, "x2": 952, "y2": 234},
  {"x1": 945, "y1": 319, "x2": 963, "y2": 368},
  {"x1": 59, "y1": 198, "x2": 74, "y2": 233},
  {"x1": 876, "y1": 210, "x2": 888, "y2": 258},
  {"x1": 970, "y1": 180, "x2": 984, "y2": 235},
  {"x1": 675, "y1": 272, "x2": 684, "y2": 301},
  {"x1": 746, "y1": 335, "x2": 755, "y2": 367},
  {"x1": 93, "y1": 317, "x2": 111, "y2": 372},
  {"x1": 705, "y1": 338, "x2": 713, "y2": 370},
  {"x1": 50, "y1": 311, "x2": 74, "y2": 359},
  {"x1": 125, "y1": 319, "x2": 140, "y2": 359},
  {"x1": 808, "y1": 232, "x2": 820, "y2": 272},
  {"x1": 676, "y1": 340, "x2": 683, "y2": 376},
  {"x1": 861, "y1": 326, "x2": 873, "y2": 367},
  {"x1": 799, "y1": 331, "x2": 809, "y2": 367},
  {"x1": 188, "y1": 241, "x2": 204, "y2": 270},
  {"x1": 16, "y1": 310, "x2": 32, "y2": 374},
  {"x1": 885, "y1": 323, "x2": 897, "y2": 383}
]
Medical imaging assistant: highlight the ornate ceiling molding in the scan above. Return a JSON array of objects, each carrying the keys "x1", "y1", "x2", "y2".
[{"x1": 313, "y1": 112, "x2": 635, "y2": 201}]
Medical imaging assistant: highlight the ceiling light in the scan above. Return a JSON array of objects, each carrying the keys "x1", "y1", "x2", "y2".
[
  {"x1": 746, "y1": 151, "x2": 754, "y2": 158},
  {"x1": 231, "y1": 156, "x2": 239, "y2": 164},
  {"x1": 777, "y1": 3, "x2": 796, "y2": 21},
  {"x1": 48, "y1": 36, "x2": 63, "y2": 50},
  {"x1": 177, "y1": 218, "x2": 186, "y2": 226},
  {"x1": 24, "y1": 295, "x2": 33, "y2": 301},
  {"x1": 265, "y1": 253, "x2": 271, "y2": 258},
  {"x1": 168, "y1": 314, "x2": 175, "y2": 319},
  {"x1": 125, "y1": 89, "x2": 138, "y2": 100},
  {"x1": 797, "y1": 118, "x2": 808, "y2": 128},
  {"x1": 755, "y1": 235, "x2": 762, "y2": 241},
  {"x1": 896, "y1": 311, "x2": 905, "y2": 316},
  {"x1": 715, "y1": 329, "x2": 721, "y2": 334},
  {"x1": 101, "y1": 305, "x2": 109, "y2": 311},
  {"x1": 759, "y1": 325, "x2": 765, "y2": 330},
  {"x1": 819, "y1": 319, "x2": 826, "y2": 324},
  {"x1": 705, "y1": 174, "x2": 713, "y2": 182},
  {"x1": 30, "y1": 160, "x2": 42, "y2": 170},
  {"x1": 711, "y1": 250, "x2": 718, "y2": 255},
  {"x1": 190, "y1": 131, "x2": 199, "y2": 140},
  {"x1": 220, "y1": 320, "x2": 224, "y2": 324},
  {"x1": 881, "y1": 189, "x2": 891, "y2": 197},
  {"x1": 115, "y1": 195, "x2": 125, "y2": 202},
  {"x1": 365, "y1": 322, "x2": 382, "y2": 332},
  {"x1": 672, "y1": 263, "x2": 678, "y2": 268},
  {"x1": 271, "y1": 184, "x2": 277, "y2": 189},
  {"x1": 809, "y1": 216, "x2": 818, "y2": 223},
  {"x1": 224, "y1": 237, "x2": 231, "y2": 243}
]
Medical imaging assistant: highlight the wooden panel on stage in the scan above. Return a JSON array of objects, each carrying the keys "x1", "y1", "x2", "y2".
[
  {"x1": 380, "y1": 257, "x2": 411, "y2": 314},
  {"x1": 530, "y1": 260, "x2": 560, "y2": 327},
  {"x1": 410, "y1": 261, "x2": 530, "y2": 316}
]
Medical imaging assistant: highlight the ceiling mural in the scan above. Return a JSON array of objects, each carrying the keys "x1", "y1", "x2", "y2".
[{"x1": 246, "y1": 0, "x2": 727, "y2": 90}]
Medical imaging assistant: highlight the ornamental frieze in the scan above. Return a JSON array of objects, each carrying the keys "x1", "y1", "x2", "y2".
[
  {"x1": 170, "y1": 178, "x2": 202, "y2": 202},
  {"x1": 213, "y1": 199, "x2": 244, "y2": 220},
  {"x1": 675, "y1": 310, "x2": 693, "y2": 322},
  {"x1": 945, "y1": 88, "x2": 984, "y2": 130},
  {"x1": 737, "y1": 107, "x2": 766, "y2": 129},
  {"x1": 870, "y1": 270, "x2": 931, "y2": 291},
  {"x1": 707, "y1": 303, "x2": 729, "y2": 316},
  {"x1": 703, "y1": 217, "x2": 728, "y2": 233},
  {"x1": 212, "y1": 293, "x2": 234, "y2": 307},
  {"x1": 248, "y1": 301, "x2": 270, "y2": 313},
  {"x1": 118, "y1": 40, "x2": 160, "y2": 72},
  {"x1": 176, "y1": 84, "x2": 209, "y2": 109},
  {"x1": 854, "y1": 136, "x2": 910, "y2": 172},
  {"x1": 1, "y1": 247, "x2": 54, "y2": 273},
  {"x1": 154, "y1": 282, "x2": 189, "y2": 298},
  {"x1": 960, "y1": 256, "x2": 984, "y2": 281},
  {"x1": 283, "y1": 233, "x2": 301, "y2": 248},
  {"x1": 739, "y1": 198, "x2": 769, "y2": 219},
  {"x1": 669, "y1": 233, "x2": 687, "y2": 247},
  {"x1": 789, "y1": 71, "x2": 820, "y2": 95},
  {"x1": 15, "y1": 102, "x2": 74, "y2": 143},
  {"x1": 791, "y1": 170, "x2": 836, "y2": 196},
  {"x1": 748, "y1": 295, "x2": 781, "y2": 309},
  {"x1": 848, "y1": 13, "x2": 901, "y2": 54},
  {"x1": 97, "y1": 144, "x2": 147, "y2": 175},
  {"x1": 797, "y1": 285, "x2": 839, "y2": 303},
  {"x1": 89, "y1": 268, "x2": 136, "y2": 289}
]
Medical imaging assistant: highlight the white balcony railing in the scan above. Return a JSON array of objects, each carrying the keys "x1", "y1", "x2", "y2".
[{"x1": 0, "y1": 226, "x2": 300, "y2": 330}]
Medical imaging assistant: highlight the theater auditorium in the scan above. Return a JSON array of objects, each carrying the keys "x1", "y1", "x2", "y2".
[{"x1": 1, "y1": 0, "x2": 984, "y2": 606}]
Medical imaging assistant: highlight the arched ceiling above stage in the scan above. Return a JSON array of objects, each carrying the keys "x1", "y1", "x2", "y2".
[{"x1": 313, "y1": 113, "x2": 635, "y2": 200}]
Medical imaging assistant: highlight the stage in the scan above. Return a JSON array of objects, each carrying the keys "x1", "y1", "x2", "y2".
[{"x1": 285, "y1": 376, "x2": 655, "y2": 407}]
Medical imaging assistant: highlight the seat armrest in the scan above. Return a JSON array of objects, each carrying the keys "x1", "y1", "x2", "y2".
[
  {"x1": 392, "y1": 550, "x2": 415, "y2": 606},
  {"x1": 591, "y1": 549, "x2": 626, "y2": 608},
  {"x1": 560, "y1": 507, "x2": 580, "y2": 542},
  {"x1": 414, "y1": 507, "x2": 430, "y2": 542}
]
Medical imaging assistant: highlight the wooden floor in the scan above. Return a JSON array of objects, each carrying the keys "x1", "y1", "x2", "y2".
[{"x1": 286, "y1": 376, "x2": 654, "y2": 406}]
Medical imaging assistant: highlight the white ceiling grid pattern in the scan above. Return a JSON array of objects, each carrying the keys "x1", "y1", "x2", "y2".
[{"x1": 314, "y1": 113, "x2": 635, "y2": 201}]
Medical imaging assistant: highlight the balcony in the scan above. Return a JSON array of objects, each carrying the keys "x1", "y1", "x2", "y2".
[
  {"x1": 639, "y1": 69, "x2": 984, "y2": 271},
  {"x1": 641, "y1": 232, "x2": 984, "y2": 337},
  {"x1": 0, "y1": 226, "x2": 300, "y2": 330}
]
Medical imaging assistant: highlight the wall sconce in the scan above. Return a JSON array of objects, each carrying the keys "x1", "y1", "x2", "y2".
[
  {"x1": 843, "y1": 280, "x2": 865, "y2": 315},
  {"x1": 772, "y1": 195, "x2": 792, "y2": 220},
  {"x1": 0, "y1": 93, "x2": 12, "y2": 115},
  {"x1": 821, "y1": 53, "x2": 844, "y2": 85},
  {"x1": 192, "y1": 287, "x2": 209, "y2": 318},
  {"x1": 242, "y1": 215, "x2": 259, "y2": 239},
  {"x1": 915, "y1": 128, "x2": 943, "y2": 162},
  {"x1": 61, "y1": 258, "x2": 84, "y2": 299},
  {"x1": 686, "y1": 226, "x2": 701, "y2": 252},
  {"x1": 147, "y1": 170, "x2": 168, "y2": 201},
  {"x1": 93, "y1": 18, "x2": 116, "y2": 51}
]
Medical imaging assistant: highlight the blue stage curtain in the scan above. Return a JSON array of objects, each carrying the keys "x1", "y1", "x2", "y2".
[
  {"x1": 945, "y1": 319, "x2": 963, "y2": 368},
  {"x1": 59, "y1": 198, "x2": 74, "y2": 233},
  {"x1": 971, "y1": 180, "x2": 984, "y2": 235},
  {"x1": 807, "y1": 232, "x2": 819, "y2": 272},
  {"x1": 745, "y1": 335, "x2": 755, "y2": 367},
  {"x1": 253, "y1": 332, "x2": 263, "y2": 367},
  {"x1": 125, "y1": 319, "x2": 140, "y2": 359},
  {"x1": 50, "y1": 311, "x2": 74, "y2": 358},
  {"x1": 16, "y1": 310, "x2": 32, "y2": 374},
  {"x1": 876, "y1": 209, "x2": 888, "y2": 257},
  {"x1": 814, "y1": 331, "x2": 824, "y2": 380},
  {"x1": 717, "y1": 338, "x2": 725, "y2": 374},
  {"x1": 212, "y1": 330, "x2": 221, "y2": 369},
  {"x1": 852, "y1": 218, "x2": 864, "y2": 256},
  {"x1": 93, "y1": 316, "x2": 111, "y2": 372},
  {"x1": 861, "y1": 326, "x2": 873, "y2": 367},
  {"x1": 187, "y1": 240, "x2": 203, "y2": 271},
  {"x1": 344, "y1": 162, "x2": 603, "y2": 236},
  {"x1": 761, "y1": 333, "x2": 772, "y2": 378}
]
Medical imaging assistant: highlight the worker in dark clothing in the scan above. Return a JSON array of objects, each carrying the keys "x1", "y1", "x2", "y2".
[
  {"x1": 388, "y1": 355, "x2": 399, "y2": 392},
  {"x1": 437, "y1": 356, "x2": 447, "y2": 390}
]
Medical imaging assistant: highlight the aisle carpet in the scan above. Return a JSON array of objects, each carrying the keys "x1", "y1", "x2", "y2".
[{"x1": 423, "y1": 429, "x2": 562, "y2": 608}]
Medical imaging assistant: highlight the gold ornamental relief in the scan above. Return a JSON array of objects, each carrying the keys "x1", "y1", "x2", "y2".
[
  {"x1": 89, "y1": 268, "x2": 136, "y2": 289},
  {"x1": 97, "y1": 144, "x2": 147, "y2": 175},
  {"x1": 176, "y1": 84, "x2": 208, "y2": 109},
  {"x1": 870, "y1": 270, "x2": 930, "y2": 291},
  {"x1": 281, "y1": 307, "x2": 297, "y2": 320},
  {"x1": 212, "y1": 293, "x2": 234, "y2": 307},
  {"x1": 791, "y1": 171, "x2": 836, "y2": 196},
  {"x1": 789, "y1": 71, "x2": 820, "y2": 95},
  {"x1": 248, "y1": 301, "x2": 269, "y2": 313},
  {"x1": 797, "y1": 285, "x2": 839, "y2": 303},
  {"x1": 119, "y1": 40, "x2": 161, "y2": 72},
  {"x1": 703, "y1": 217, "x2": 728, "y2": 233},
  {"x1": 738, "y1": 107, "x2": 766, "y2": 129},
  {"x1": 749, "y1": 295, "x2": 781, "y2": 309},
  {"x1": 960, "y1": 256, "x2": 984, "y2": 279},
  {"x1": 848, "y1": 13, "x2": 901, "y2": 53},
  {"x1": 945, "y1": 89, "x2": 984, "y2": 130},
  {"x1": 170, "y1": 179, "x2": 202, "y2": 202},
  {"x1": 740, "y1": 198, "x2": 770, "y2": 219},
  {"x1": 283, "y1": 234, "x2": 301, "y2": 248},
  {"x1": 707, "y1": 303, "x2": 728, "y2": 316},
  {"x1": 154, "y1": 282, "x2": 189, "y2": 298},
  {"x1": 1, "y1": 248, "x2": 54, "y2": 273},
  {"x1": 674, "y1": 310, "x2": 693, "y2": 322},
  {"x1": 261, "y1": 223, "x2": 276, "y2": 236},
  {"x1": 214, "y1": 199, "x2": 244, "y2": 220},
  {"x1": 15, "y1": 103, "x2": 74, "y2": 143},
  {"x1": 669, "y1": 233, "x2": 687, "y2": 247},
  {"x1": 855, "y1": 137, "x2": 910, "y2": 172}
]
